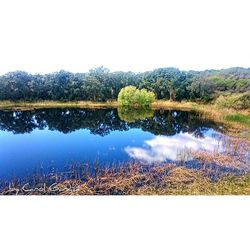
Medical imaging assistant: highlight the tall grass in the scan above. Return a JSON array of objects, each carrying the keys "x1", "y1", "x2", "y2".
[
  {"x1": 1, "y1": 164, "x2": 249, "y2": 195},
  {"x1": 224, "y1": 114, "x2": 250, "y2": 128}
]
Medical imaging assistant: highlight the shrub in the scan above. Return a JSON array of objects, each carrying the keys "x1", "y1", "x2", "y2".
[
  {"x1": 215, "y1": 92, "x2": 250, "y2": 110},
  {"x1": 118, "y1": 86, "x2": 155, "y2": 107}
]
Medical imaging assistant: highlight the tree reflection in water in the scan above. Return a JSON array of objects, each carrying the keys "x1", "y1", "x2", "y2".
[
  {"x1": 118, "y1": 106, "x2": 154, "y2": 123},
  {"x1": 0, "y1": 108, "x2": 223, "y2": 137}
]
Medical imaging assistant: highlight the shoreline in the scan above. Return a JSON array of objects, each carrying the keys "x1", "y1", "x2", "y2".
[
  {"x1": 0, "y1": 99, "x2": 249, "y2": 111},
  {"x1": 0, "y1": 100, "x2": 249, "y2": 130},
  {"x1": 0, "y1": 100, "x2": 119, "y2": 109}
]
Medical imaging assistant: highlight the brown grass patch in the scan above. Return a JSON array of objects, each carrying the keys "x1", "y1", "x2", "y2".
[{"x1": 1, "y1": 163, "x2": 249, "y2": 195}]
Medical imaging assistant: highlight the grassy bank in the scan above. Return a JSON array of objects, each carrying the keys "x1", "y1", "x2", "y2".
[
  {"x1": 0, "y1": 100, "x2": 118, "y2": 109},
  {"x1": 153, "y1": 100, "x2": 250, "y2": 134},
  {"x1": 0, "y1": 100, "x2": 200, "y2": 109},
  {"x1": 224, "y1": 114, "x2": 250, "y2": 129}
]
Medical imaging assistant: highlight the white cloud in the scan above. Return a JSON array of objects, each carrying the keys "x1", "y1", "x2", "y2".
[
  {"x1": 0, "y1": 0, "x2": 249, "y2": 74},
  {"x1": 125, "y1": 132, "x2": 222, "y2": 163}
]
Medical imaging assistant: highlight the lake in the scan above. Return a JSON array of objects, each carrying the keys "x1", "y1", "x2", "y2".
[{"x1": 0, "y1": 107, "x2": 225, "y2": 179}]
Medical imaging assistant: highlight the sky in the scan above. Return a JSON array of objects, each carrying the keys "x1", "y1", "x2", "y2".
[{"x1": 0, "y1": 0, "x2": 249, "y2": 75}]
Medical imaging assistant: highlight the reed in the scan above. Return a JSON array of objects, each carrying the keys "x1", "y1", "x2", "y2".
[{"x1": 1, "y1": 163, "x2": 249, "y2": 195}]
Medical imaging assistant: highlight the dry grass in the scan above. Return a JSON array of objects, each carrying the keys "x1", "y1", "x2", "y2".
[
  {"x1": 1, "y1": 164, "x2": 249, "y2": 195},
  {"x1": 152, "y1": 100, "x2": 200, "y2": 110},
  {"x1": 0, "y1": 100, "x2": 118, "y2": 110},
  {"x1": 193, "y1": 136, "x2": 250, "y2": 169}
]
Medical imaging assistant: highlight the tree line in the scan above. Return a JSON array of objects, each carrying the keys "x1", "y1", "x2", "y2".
[{"x1": 0, "y1": 66, "x2": 249, "y2": 102}]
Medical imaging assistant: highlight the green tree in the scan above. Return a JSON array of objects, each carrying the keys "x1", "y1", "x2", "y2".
[
  {"x1": 118, "y1": 86, "x2": 155, "y2": 107},
  {"x1": 0, "y1": 67, "x2": 249, "y2": 106}
]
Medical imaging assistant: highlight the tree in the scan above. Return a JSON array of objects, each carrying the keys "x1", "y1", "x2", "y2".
[
  {"x1": 118, "y1": 86, "x2": 155, "y2": 107},
  {"x1": 0, "y1": 67, "x2": 249, "y2": 106}
]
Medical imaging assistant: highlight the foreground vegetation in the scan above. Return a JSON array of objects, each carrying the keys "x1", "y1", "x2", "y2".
[
  {"x1": 1, "y1": 164, "x2": 249, "y2": 195},
  {"x1": 1, "y1": 136, "x2": 249, "y2": 195}
]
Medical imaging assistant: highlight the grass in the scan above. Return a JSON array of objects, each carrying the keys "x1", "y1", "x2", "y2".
[
  {"x1": 0, "y1": 100, "x2": 118, "y2": 109},
  {"x1": 224, "y1": 114, "x2": 250, "y2": 128},
  {"x1": 151, "y1": 100, "x2": 200, "y2": 110},
  {"x1": 1, "y1": 164, "x2": 249, "y2": 195},
  {"x1": 0, "y1": 100, "x2": 214, "y2": 110}
]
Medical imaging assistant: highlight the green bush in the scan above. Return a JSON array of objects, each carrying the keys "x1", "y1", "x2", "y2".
[
  {"x1": 118, "y1": 86, "x2": 155, "y2": 107},
  {"x1": 215, "y1": 92, "x2": 250, "y2": 110}
]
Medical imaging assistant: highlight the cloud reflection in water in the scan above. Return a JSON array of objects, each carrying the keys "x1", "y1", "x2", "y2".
[{"x1": 125, "y1": 131, "x2": 222, "y2": 163}]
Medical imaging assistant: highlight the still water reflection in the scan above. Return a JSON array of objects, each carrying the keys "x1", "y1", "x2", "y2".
[
  {"x1": 125, "y1": 131, "x2": 222, "y2": 163},
  {"x1": 0, "y1": 108, "x2": 224, "y2": 178}
]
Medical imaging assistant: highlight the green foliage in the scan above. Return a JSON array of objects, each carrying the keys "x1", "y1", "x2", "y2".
[
  {"x1": 138, "y1": 68, "x2": 191, "y2": 101},
  {"x1": 0, "y1": 67, "x2": 250, "y2": 108},
  {"x1": 118, "y1": 106, "x2": 154, "y2": 122},
  {"x1": 224, "y1": 114, "x2": 250, "y2": 128},
  {"x1": 215, "y1": 92, "x2": 250, "y2": 110},
  {"x1": 117, "y1": 86, "x2": 155, "y2": 107}
]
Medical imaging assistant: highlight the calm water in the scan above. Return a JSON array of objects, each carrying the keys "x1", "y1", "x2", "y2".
[{"x1": 0, "y1": 108, "x2": 224, "y2": 179}]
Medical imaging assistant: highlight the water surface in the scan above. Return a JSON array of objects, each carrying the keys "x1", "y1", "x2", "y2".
[{"x1": 0, "y1": 108, "x2": 224, "y2": 179}]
